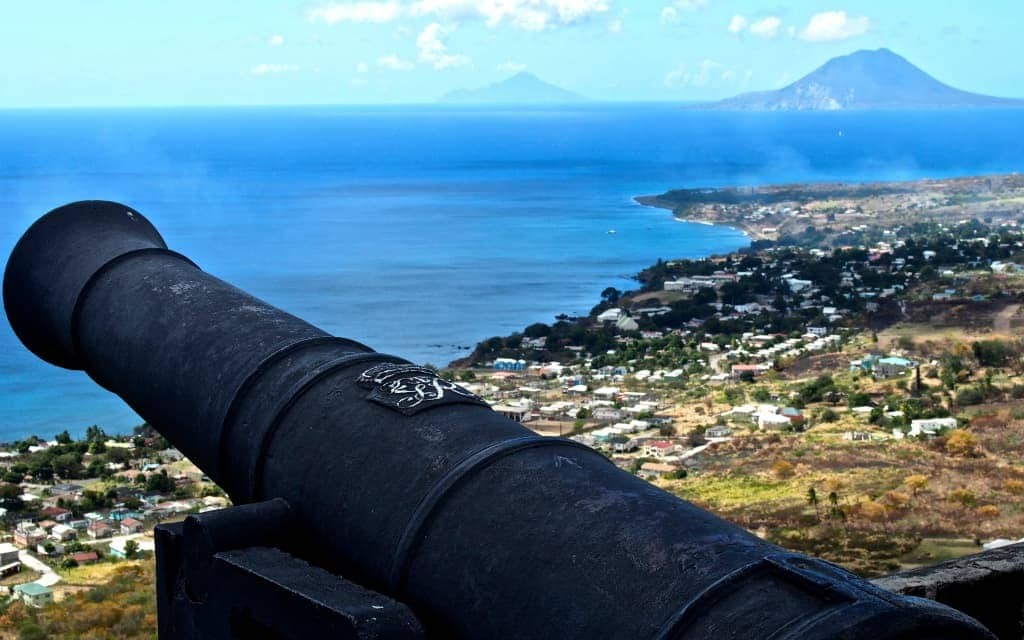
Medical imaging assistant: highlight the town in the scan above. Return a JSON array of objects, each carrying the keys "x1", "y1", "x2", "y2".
[{"x1": 4, "y1": 175, "x2": 1024, "y2": 633}]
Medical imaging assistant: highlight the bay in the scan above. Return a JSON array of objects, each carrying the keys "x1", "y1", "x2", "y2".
[{"x1": 1, "y1": 104, "x2": 1023, "y2": 440}]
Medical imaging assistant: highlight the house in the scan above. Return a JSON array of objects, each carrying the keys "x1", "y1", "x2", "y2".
[
  {"x1": 874, "y1": 356, "x2": 914, "y2": 379},
  {"x1": 50, "y1": 523, "x2": 77, "y2": 542},
  {"x1": 909, "y1": 417, "x2": 957, "y2": 437},
  {"x1": 493, "y1": 358, "x2": 526, "y2": 372},
  {"x1": 0, "y1": 542, "x2": 20, "y2": 578},
  {"x1": 70, "y1": 551, "x2": 99, "y2": 565},
  {"x1": 87, "y1": 521, "x2": 114, "y2": 539},
  {"x1": 643, "y1": 440, "x2": 679, "y2": 458},
  {"x1": 615, "y1": 315, "x2": 639, "y2": 332},
  {"x1": 843, "y1": 431, "x2": 872, "y2": 441},
  {"x1": 493, "y1": 405, "x2": 530, "y2": 423},
  {"x1": 120, "y1": 517, "x2": 144, "y2": 535},
  {"x1": 39, "y1": 506, "x2": 72, "y2": 522},
  {"x1": 780, "y1": 407, "x2": 805, "y2": 427},
  {"x1": 638, "y1": 462, "x2": 681, "y2": 480},
  {"x1": 758, "y1": 412, "x2": 793, "y2": 430},
  {"x1": 36, "y1": 519, "x2": 58, "y2": 533},
  {"x1": 705, "y1": 425, "x2": 732, "y2": 438},
  {"x1": 13, "y1": 524, "x2": 46, "y2": 548},
  {"x1": 596, "y1": 308, "x2": 623, "y2": 323},
  {"x1": 13, "y1": 583, "x2": 53, "y2": 608},
  {"x1": 731, "y1": 364, "x2": 764, "y2": 380}
]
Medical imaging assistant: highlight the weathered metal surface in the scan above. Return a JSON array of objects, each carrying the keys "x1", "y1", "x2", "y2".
[
  {"x1": 875, "y1": 543, "x2": 1024, "y2": 640},
  {"x1": 4, "y1": 201, "x2": 999, "y2": 639}
]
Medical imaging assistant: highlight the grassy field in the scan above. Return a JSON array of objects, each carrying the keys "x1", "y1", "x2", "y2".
[{"x1": 61, "y1": 560, "x2": 146, "y2": 586}]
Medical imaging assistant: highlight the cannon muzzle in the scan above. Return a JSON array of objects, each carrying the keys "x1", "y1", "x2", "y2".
[{"x1": 3, "y1": 201, "x2": 996, "y2": 639}]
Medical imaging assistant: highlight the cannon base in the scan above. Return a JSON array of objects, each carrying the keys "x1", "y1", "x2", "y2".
[{"x1": 155, "y1": 500, "x2": 426, "y2": 639}]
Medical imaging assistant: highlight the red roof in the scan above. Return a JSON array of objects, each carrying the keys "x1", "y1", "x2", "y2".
[
  {"x1": 121, "y1": 518, "x2": 143, "y2": 528},
  {"x1": 41, "y1": 506, "x2": 70, "y2": 517},
  {"x1": 71, "y1": 551, "x2": 98, "y2": 563}
]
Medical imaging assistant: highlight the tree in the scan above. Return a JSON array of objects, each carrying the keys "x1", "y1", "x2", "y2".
[
  {"x1": 600, "y1": 287, "x2": 621, "y2": 305},
  {"x1": 60, "y1": 558, "x2": 79, "y2": 570},
  {"x1": 85, "y1": 425, "x2": 106, "y2": 443},
  {"x1": 145, "y1": 469, "x2": 175, "y2": 493},
  {"x1": 124, "y1": 539, "x2": 140, "y2": 559},
  {"x1": 523, "y1": 322, "x2": 551, "y2": 339},
  {"x1": 946, "y1": 430, "x2": 980, "y2": 457},
  {"x1": 0, "y1": 483, "x2": 25, "y2": 511},
  {"x1": 55, "y1": 430, "x2": 73, "y2": 445}
]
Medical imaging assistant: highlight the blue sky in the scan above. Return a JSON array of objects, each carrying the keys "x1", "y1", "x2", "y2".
[{"x1": 1, "y1": 1, "x2": 1021, "y2": 107}]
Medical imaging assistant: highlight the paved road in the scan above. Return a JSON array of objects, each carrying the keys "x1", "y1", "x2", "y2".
[{"x1": 18, "y1": 549, "x2": 59, "y2": 587}]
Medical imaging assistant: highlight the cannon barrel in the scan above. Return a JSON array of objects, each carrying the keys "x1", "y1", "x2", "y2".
[{"x1": 4, "y1": 201, "x2": 995, "y2": 639}]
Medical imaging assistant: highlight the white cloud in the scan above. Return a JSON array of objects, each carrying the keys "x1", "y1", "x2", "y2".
[
  {"x1": 417, "y1": 22, "x2": 470, "y2": 69},
  {"x1": 727, "y1": 14, "x2": 747, "y2": 34},
  {"x1": 357, "y1": 61, "x2": 370, "y2": 73},
  {"x1": 250, "y1": 63, "x2": 300, "y2": 75},
  {"x1": 660, "y1": 6, "x2": 678, "y2": 23},
  {"x1": 377, "y1": 53, "x2": 414, "y2": 70},
  {"x1": 799, "y1": 10, "x2": 870, "y2": 42},
  {"x1": 671, "y1": 0, "x2": 708, "y2": 10},
  {"x1": 268, "y1": 34, "x2": 285, "y2": 46},
  {"x1": 309, "y1": 1, "x2": 403, "y2": 24},
  {"x1": 410, "y1": 0, "x2": 610, "y2": 31},
  {"x1": 749, "y1": 16, "x2": 781, "y2": 39},
  {"x1": 497, "y1": 60, "x2": 527, "y2": 73},
  {"x1": 664, "y1": 59, "x2": 723, "y2": 88},
  {"x1": 608, "y1": 18, "x2": 623, "y2": 34}
]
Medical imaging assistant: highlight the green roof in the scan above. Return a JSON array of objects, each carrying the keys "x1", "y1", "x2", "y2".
[{"x1": 15, "y1": 582, "x2": 52, "y2": 596}]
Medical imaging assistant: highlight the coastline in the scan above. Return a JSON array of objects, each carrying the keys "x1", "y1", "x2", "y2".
[
  {"x1": 633, "y1": 194, "x2": 765, "y2": 240},
  {"x1": 456, "y1": 171, "x2": 1024, "y2": 367}
]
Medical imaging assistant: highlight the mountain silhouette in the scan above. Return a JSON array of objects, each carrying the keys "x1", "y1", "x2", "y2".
[
  {"x1": 704, "y1": 49, "x2": 1023, "y2": 110},
  {"x1": 440, "y1": 72, "x2": 584, "y2": 104}
]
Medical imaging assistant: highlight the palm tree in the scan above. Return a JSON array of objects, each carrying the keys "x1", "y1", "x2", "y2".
[{"x1": 807, "y1": 486, "x2": 820, "y2": 522}]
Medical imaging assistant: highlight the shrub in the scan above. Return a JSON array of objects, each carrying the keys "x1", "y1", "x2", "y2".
[
  {"x1": 771, "y1": 460, "x2": 795, "y2": 479},
  {"x1": 1003, "y1": 479, "x2": 1024, "y2": 495},
  {"x1": 976, "y1": 505, "x2": 1001, "y2": 519},
  {"x1": 947, "y1": 488, "x2": 977, "y2": 508}
]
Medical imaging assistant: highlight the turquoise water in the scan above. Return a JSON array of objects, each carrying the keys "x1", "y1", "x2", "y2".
[{"x1": 1, "y1": 104, "x2": 1023, "y2": 440}]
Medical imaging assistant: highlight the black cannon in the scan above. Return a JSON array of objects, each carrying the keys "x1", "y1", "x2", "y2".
[{"x1": 3, "y1": 201, "x2": 997, "y2": 639}]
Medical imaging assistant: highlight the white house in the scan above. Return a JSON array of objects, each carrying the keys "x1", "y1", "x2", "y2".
[{"x1": 909, "y1": 417, "x2": 957, "y2": 437}]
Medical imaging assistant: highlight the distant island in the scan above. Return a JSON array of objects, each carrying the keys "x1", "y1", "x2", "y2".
[
  {"x1": 702, "y1": 48, "x2": 1024, "y2": 111},
  {"x1": 440, "y1": 72, "x2": 584, "y2": 104}
]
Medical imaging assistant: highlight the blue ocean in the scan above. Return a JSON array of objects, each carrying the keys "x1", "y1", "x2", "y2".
[{"x1": 1, "y1": 104, "x2": 1023, "y2": 441}]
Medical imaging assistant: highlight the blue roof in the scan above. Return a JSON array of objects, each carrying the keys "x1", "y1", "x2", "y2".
[
  {"x1": 15, "y1": 582, "x2": 52, "y2": 596},
  {"x1": 879, "y1": 357, "x2": 913, "y2": 366}
]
